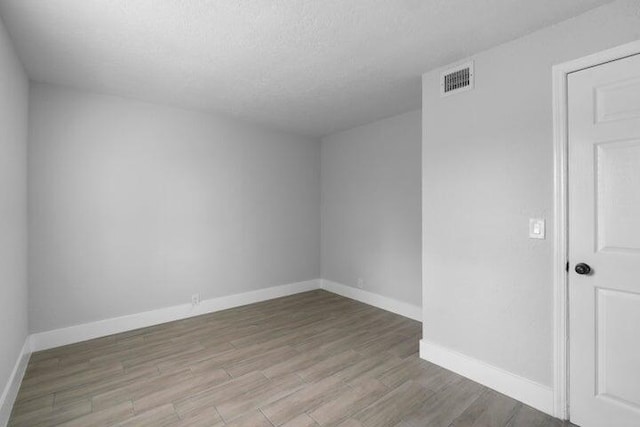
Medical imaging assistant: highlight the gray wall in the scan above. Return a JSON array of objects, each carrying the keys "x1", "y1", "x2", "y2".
[
  {"x1": 321, "y1": 110, "x2": 422, "y2": 305},
  {"x1": 0, "y1": 17, "x2": 28, "y2": 398},
  {"x1": 28, "y1": 84, "x2": 321, "y2": 333},
  {"x1": 422, "y1": 0, "x2": 640, "y2": 387}
]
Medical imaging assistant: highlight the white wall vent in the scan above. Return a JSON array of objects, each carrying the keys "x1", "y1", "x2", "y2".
[{"x1": 440, "y1": 61, "x2": 474, "y2": 97}]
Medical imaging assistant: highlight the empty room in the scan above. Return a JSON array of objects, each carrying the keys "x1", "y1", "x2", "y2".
[{"x1": 1, "y1": 1, "x2": 639, "y2": 426}]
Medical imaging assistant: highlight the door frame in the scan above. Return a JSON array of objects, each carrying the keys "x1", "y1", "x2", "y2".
[{"x1": 552, "y1": 39, "x2": 640, "y2": 420}]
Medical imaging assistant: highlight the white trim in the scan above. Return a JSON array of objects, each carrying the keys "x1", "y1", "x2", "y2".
[
  {"x1": 420, "y1": 339, "x2": 554, "y2": 416},
  {"x1": 320, "y1": 279, "x2": 421, "y2": 321},
  {"x1": 552, "y1": 51, "x2": 570, "y2": 422},
  {"x1": 551, "y1": 39, "x2": 640, "y2": 421},
  {"x1": 29, "y1": 278, "x2": 422, "y2": 352},
  {"x1": 30, "y1": 279, "x2": 320, "y2": 352},
  {"x1": 0, "y1": 337, "x2": 31, "y2": 427}
]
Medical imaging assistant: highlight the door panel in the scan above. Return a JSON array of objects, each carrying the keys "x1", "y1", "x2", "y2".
[
  {"x1": 595, "y1": 77, "x2": 640, "y2": 123},
  {"x1": 568, "y1": 53, "x2": 640, "y2": 427},
  {"x1": 596, "y1": 139, "x2": 640, "y2": 253},
  {"x1": 596, "y1": 288, "x2": 640, "y2": 409}
]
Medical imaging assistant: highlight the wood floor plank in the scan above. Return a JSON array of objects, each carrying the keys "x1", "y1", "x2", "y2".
[
  {"x1": 53, "y1": 365, "x2": 160, "y2": 408},
  {"x1": 352, "y1": 380, "x2": 434, "y2": 427},
  {"x1": 225, "y1": 345, "x2": 300, "y2": 378},
  {"x1": 335, "y1": 352, "x2": 404, "y2": 385},
  {"x1": 121, "y1": 342, "x2": 204, "y2": 370},
  {"x1": 395, "y1": 376, "x2": 485, "y2": 427},
  {"x1": 115, "y1": 404, "x2": 179, "y2": 427},
  {"x1": 216, "y1": 373, "x2": 304, "y2": 422},
  {"x1": 9, "y1": 399, "x2": 92, "y2": 427},
  {"x1": 378, "y1": 356, "x2": 459, "y2": 392},
  {"x1": 224, "y1": 410, "x2": 273, "y2": 427},
  {"x1": 261, "y1": 344, "x2": 339, "y2": 379},
  {"x1": 91, "y1": 369, "x2": 192, "y2": 412},
  {"x1": 18, "y1": 362, "x2": 125, "y2": 402},
  {"x1": 8, "y1": 290, "x2": 569, "y2": 427},
  {"x1": 154, "y1": 342, "x2": 234, "y2": 374},
  {"x1": 308, "y1": 378, "x2": 388, "y2": 426},
  {"x1": 132, "y1": 367, "x2": 230, "y2": 413},
  {"x1": 170, "y1": 406, "x2": 225, "y2": 427},
  {"x1": 9, "y1": 393, "x2": 54, "y2": 418},
  {"x1": 505, "y1": 404, "x2": 572, "y2": 427},
  {"x1": 55, "y1": 401, "x2": 134, "y2": 427},
  {"x1": 450, "y1": 389, "x2": 522, "y2": 427},
  {"x1": 173, "y1": 371, "x2": 270, "y2": 416},
  {"x1": 261, "y1": 375, "x2": 349, "y2": 426},
  {"x1": 282, "y1": 414, "x2": 319, "y2": 427},
  {"x1": 297, "y1": 349, "x2": 362, "y2": 383},
  {"x1": 335, "y1": 420, "x2": 365, "y2": 427}
]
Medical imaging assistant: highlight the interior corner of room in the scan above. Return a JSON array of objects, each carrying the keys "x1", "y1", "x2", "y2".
[{"x1": 1, "y1": 1, "x2": 640, "y2": 426}]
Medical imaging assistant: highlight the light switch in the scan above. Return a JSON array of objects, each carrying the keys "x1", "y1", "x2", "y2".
[{"x1": 529, "y1": 218, "x2": 545, "y2": 239}]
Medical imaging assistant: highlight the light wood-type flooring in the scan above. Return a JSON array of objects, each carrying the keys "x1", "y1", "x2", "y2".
[{"x1": 9, "y1": 290, "x2": 572, "y2": 426}]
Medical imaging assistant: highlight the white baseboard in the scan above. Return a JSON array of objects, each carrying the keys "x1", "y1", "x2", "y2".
[
  {"x1": 0, "y1": 337, "x2": 31, "y2": 427},
  {"x1": 420, "y1": 339, "x2": 554, "y2": 416},
  {"x1": 320, "y1": 279, "x2": 422, "y2": 321},
  {"x1": 29, "y1": 279, "x2": 421, "y2": 352},
  {"x1": 30, "y1": 279, "x2": 320, "y2": 352}
]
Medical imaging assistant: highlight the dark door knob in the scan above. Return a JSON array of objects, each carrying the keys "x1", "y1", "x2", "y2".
[{"x1": 575, "y1": 263, "x2": 591, "y2": 275}]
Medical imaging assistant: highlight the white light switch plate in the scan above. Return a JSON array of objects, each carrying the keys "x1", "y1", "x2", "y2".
[{"x1": 529, "y1": 218, "x2": 545, "y2": 239}]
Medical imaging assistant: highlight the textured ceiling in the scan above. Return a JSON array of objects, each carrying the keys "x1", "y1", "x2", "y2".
[{"x1": 0, "y1": 0, "x2": 613, "y2": 136}]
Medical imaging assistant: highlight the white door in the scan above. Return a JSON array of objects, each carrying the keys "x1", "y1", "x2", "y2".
[{"x1": 568, "y1": 53, "x2": 640, "y2": 427}]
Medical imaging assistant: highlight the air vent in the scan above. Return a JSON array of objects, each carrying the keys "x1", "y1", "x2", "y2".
[{"x1": 440, "y1": 61, "x2": 474, "y2": 97}]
